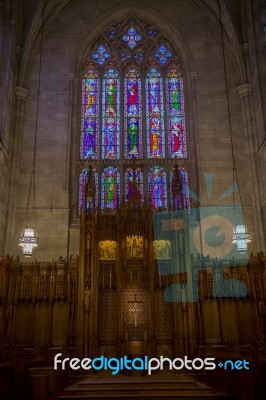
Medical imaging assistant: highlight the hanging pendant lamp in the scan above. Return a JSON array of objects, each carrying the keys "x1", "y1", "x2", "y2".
[
  {"x1": 232, "y1": 224, "x2": 252, "y2": 254},
  {"x1": 18, "y1": 1, "x2": 45, "y2": 257},
  {"x1": 218, "y1": 0, "x2": 251, "y2": 253}
]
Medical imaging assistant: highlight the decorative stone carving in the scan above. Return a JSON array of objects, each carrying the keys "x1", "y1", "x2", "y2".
[
  {"x1": 126, "y1": 235, "x2": 143, "y2": 258},
  {"x1": 99, "y1": 240, "x2": 116, "y2": 259}
]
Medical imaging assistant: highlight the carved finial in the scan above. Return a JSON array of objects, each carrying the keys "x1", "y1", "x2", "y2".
[{"x1": 171, "y1": 164, "x2": 184, "y2": 210}]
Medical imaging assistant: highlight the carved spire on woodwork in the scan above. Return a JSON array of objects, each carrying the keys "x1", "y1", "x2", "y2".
[
  {"x1": 126, "y1": 156, "x2": 143, "y2": 207},
  {"x1": 84, "y1": 166, "x2": 95, "y2": 214},
  {"x1": 171, "y1": 163, "x2": 184, "y2": 210}
]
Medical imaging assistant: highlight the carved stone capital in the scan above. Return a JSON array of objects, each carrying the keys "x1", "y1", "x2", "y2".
[
  {"x1": 15, "y1": 87, "x2": 29, "y2": 100},
  {"x1": 69, "y1": 72, "x2": 75, "y2": 80},
  {"x1": 237, "y1": 84, "x2": 250, "y2": 98}
]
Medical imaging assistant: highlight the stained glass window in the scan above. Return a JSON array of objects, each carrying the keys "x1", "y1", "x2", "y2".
[
  {"x1": 79, "y1": 168, "x2": 98, "y2": 213},
  {"x1": 166, "y1": 69, "x2": 187, "y2": 158},
  {"x1": 122, "y1": 27, "x2": 142, "y2": 49},
  {"x1": 146, "y1": 69, "x2": 165, "y2": 159},
  {"x1": 125, "y1": 168, "x2": 144, "y2": 204},
  {"x1": 170, "y1": 167, "x2": 190, "y2": 210},
  {"x1": 92, "y1": 44, "x2": 110, "y2": 66},
  {"x1": 124, "y1": 69, "x2": 142, "y2": 158},
  {"x1": 101, "y1": 167, "x2": 120, "y2": 210},
  {"x1": 79, "y1": 19, "x2": 190, "y2": 214},
  {"x1": 80, "y1": 70, "x2": 99, "y2": 159},
  {"x1": 154, "y1": 44, "x2": 172, "y2": 65},
  {"x1": 102, "y1": 69, "x2": 120, "y2": 159},
  {"x1": 148, "y1": 166, "x2": 167, "y2": 209}
]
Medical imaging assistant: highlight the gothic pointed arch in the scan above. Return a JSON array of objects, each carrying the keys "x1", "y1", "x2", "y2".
[{"x1": 78, "y1": 16, "x2": 190, "y2": 212}]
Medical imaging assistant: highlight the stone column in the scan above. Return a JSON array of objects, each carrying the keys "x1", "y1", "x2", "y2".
[
  {"x1": 189, "y1": 71, "x2": 203, "y2": 199},
  {"x1": 77, "y1": 210, "x2": 86, "y2": 356},
  {"x1": 65, "y1": 73, "x2": 75, "y2": 198},
  {"x1": 237, "y1": 84, "x2": 265, "y2": 252},
  {"x1": 4, "y1": 86, "x2": 29, "y2": 254}
]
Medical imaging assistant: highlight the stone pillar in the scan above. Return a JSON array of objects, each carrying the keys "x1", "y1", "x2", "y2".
[
  {"x1": 4, "y1": 86, "x2": 29, "y2": 254},
  {"x1": 77, "y1": 211, "x2": 85, "y2": 356},
  {"x1": 237, "y1": 84, "x2": 265, "y2": 252},
  {"x1": 189, "y1": 71, "x2": 203, "y2": 198},
  {"x1": 65, "y1": 73, "x2": 75, "y2": 199}
]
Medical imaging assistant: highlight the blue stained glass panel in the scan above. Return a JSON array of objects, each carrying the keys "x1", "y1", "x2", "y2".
[
  {"x1": 120, "y1": 52, "x2": 131, "y2": 62},
  {"x1": 148, "y1": 166, "x2": 167, "y2": 209},
  {"x1": 123, "y1": 27, "x2": 142, "y2": 49},
  {"x1": 81, "y1": 70, "x2": 99, "y2": 159},
  {"x1": 154, "y1": 44, "x2": 172, "y2": 65},
  {"x1": 105, "y1": 29, "x2": 117, "y2": 40},
  {"x1": 147, "y1": 29, "x2": 158, "y2": 38},
  {"x1": 92, "y1": 45, "x2": 110, "y2": 66},
  {"x1": 134, "y1": 52, "x2": 143, "y2": 61}
]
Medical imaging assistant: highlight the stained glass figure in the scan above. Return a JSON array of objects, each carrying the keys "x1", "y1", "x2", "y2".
[
  {"x1": 166, "y1": 69, "x2": 187, "y2": 158},
  {"x1": 101, "y1": 167, "x2": 120, "y2": 210},
  {"x1": 122, "y1": 27, "x2": 142, "y2": 49},
  {"x1": 148, "y1": 166, "x2": 167, "y2": 209},
  {"x1": 92, "y1": 44, "x2": 110, "y2": 66},
  {"x1": 81, "y1": 70, "x2": 99, "y2": 159},
  {"x1": 125, "y1": 168, "x2": 144, "y2": 204},
  {"x1": 170, "y1": 167, "x2": 189, "y2": 209},
  {"x1": 79, "y1": 168, "x2": 98, "y2": 213},
  {"x1": 146, "y1": 69, "x2": 165, "y2": 158},
  {"x1": 154, "y1": 44, "x2": 172, "y2": 65},
  {"x1": 102, "y1": 69, "x2": 120, "y2": 159},
  {"x1": 124, "y1": 69, "x2": 142, "y2": 158}
]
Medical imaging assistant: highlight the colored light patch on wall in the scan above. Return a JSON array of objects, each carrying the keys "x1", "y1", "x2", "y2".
[{"x1": 124, "y1": 69, "x2": 142, "y2": 158}]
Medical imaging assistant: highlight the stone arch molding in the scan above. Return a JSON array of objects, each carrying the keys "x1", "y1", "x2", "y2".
[
  {"x1": 18, "y1": 0, "x2": 247, "y2": 88},
  {"x1": 73, "y1": 4, "x2": 193, "y2": 78}
]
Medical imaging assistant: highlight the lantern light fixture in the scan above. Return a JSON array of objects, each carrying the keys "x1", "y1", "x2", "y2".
[
  {"x1": 18, "y1": 1, "x2": 45, "y2": 257},
  {"x1": 218, "y1": 0, "x2": 251, "y2": 253}
]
